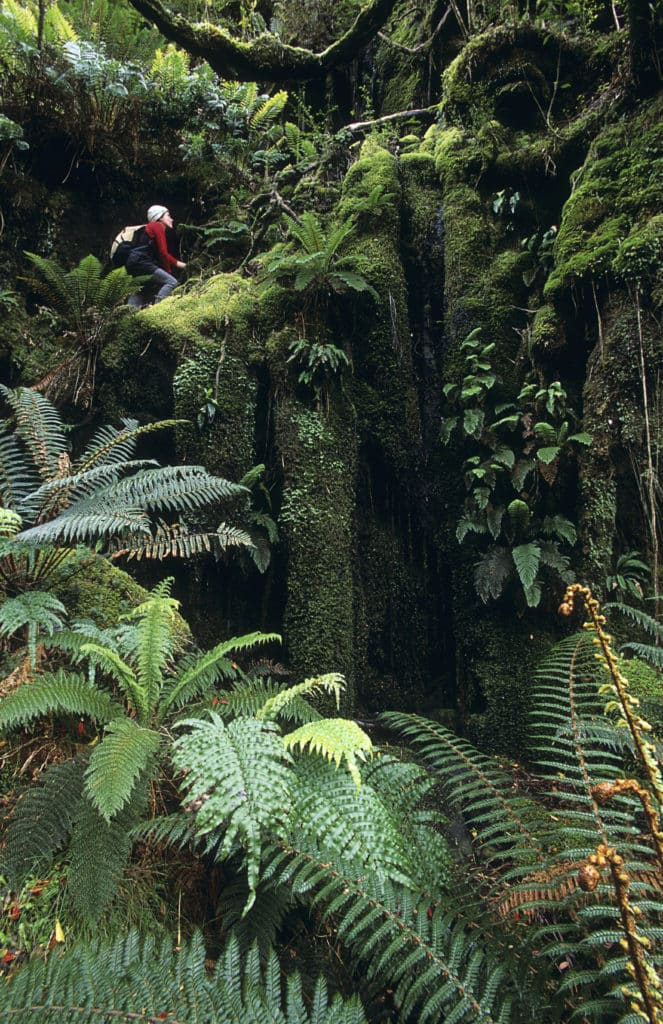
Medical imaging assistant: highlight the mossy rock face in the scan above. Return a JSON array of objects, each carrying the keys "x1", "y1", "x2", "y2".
[
  {"x1": 276, "y1": 399, "x2": 357, "y2": 706},
  {"x1": 546, "y1": 93, "x2": 663, "y2": 301},
  {"x1": 52, "y1": 553, "x2": 191, "y2": 647},
  {"x1": 441, "y1": 25, "x2": 597, "y2": 132}
]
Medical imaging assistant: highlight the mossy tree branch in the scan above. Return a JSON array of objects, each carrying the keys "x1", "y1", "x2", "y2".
[{"x1": 127, "y1": 0, "x2": 399, "y2": 82}]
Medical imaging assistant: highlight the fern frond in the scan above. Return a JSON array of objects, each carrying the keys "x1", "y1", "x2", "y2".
[
  {"x1": 172, "y1": 713, "x2": 292, "y2": 907},
  {"x1": 284, "y1": 718, "x2": 372, "y2": 789},
  {"x1": 0, "y1": 430, "x2": 38, "y2": 509},
  {"x1": 109, "y1": 519, "x2": 253, "y2": 560},
  {"x1": 258, "y1": 672, "x2": 345, "y2": 721},
  {"x1": 161, "y1": 630, "x2": 280, "y2": 717},
  {"x1": 2, "y1": 759, "x2": 84, "y2": 884},
  {"x1": 85, "y1": 719, "x2": 161, "y2": 821},
  {"x1": 606, "y1": 601, "x2": 663, "y2": 642},
  {"x1": 288, "y1": 755, "x2": 430, "y2": 887},
  {"x1": 123, "y1": 578, "x2": 178, "y2": 716},
  {"x1": 0, "y1": 671, "x2": 124, "y2": 732},
  {"x1": 103, "y1": 464, "x2": 246, "y2": 513},
  {"x1": 0, "y1": 931, "x2": 370, "y2": 1023},
  {"x1": 263, "y1": 843, "x2": 515, "y2": 1024},
  {"x1": 0, "y1": 590, "x2": 66, "y2": 664},
  {"x1": 380, "y1": 712, "x2": 543, "y2": 866},
  {"x1": 17, "y1": 505, "x2": 152, "y2": 545},
  {"x1": 77, "y1": 641, "x2": 145, "y2": 717},
  {"x1": 75, "y1": 418, "x2": 184, "y2": 473},
  {"x1": 68, "y1": 789, "x2": 146, "y2": 922},
  {"x1": 212, "y1": 673, "x2": 321, "y2": 724},
  {"x1": 0, "y1": 384, "x2": 67, "y2": 482},
  {"x1": 250, "y1": 89, "x2": 287, "y2": 128}
]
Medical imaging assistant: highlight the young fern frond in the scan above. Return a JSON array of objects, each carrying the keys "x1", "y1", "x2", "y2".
[
  {"x1": 257, "y1": 672, "x2": 344, "y2": 720},
  {"x1": 77, "y1": 641, "x2": 145, "y2": 717},
  {"x1": 284, "y1": 718, "x2": 372, "y2": 789}
]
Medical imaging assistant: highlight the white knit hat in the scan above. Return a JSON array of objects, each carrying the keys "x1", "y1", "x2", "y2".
[{"x1": 147, "y1": 204, "x2": 169, "y2": 222}]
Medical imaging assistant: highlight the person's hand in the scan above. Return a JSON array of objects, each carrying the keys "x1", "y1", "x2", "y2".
[{"x1": 177, "y1": 260, "x2": 186, "y2": 269}]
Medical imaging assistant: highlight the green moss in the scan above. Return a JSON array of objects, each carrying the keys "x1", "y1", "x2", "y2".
[
  {"x1": 530, "y1": 305, "x2": 566, "y2": 354},
  {"x1": 52, "y1": 553, "x2": 191, "y2": 646},
  {"x1": 620, "y1": 658, "x2": 663, "y2": 731},
  {"x1": 546, "y1": 94, "x2": 663, "y2": 300},
  {"x1": 276, "y1": 401, "x2": 357, "y2": 708}
]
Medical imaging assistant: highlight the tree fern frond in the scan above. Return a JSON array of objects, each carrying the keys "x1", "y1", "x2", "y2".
[
  {"x1": 75, "y1": 418, "x2": 184, "y2": 473},
  {"x1": 17, "y1": 505, "x2": 152, "y2": 545},
  {"x1": 104, "y1": 465, "x2": 247, "y2": 513},
  {"x1": 109, "y1": 519, "x2": 253, "y2": 560},
  {"x1": 284, "y1": 718, "x2": 372, "y2": 789},
  {"x1": 258, "y1": 672, "x2": 345, "y2": 721},
  {"x1": 0, "y1": 671, "x2": 124, "y2": 732},
  {"x1": 172, "y1": 713, "x2": 292, "y2": 907},
  {"x1": 85, "y1": 719, "x2": 161, "y2": 821},
  {"x1": 2, "y1": 759, "x2": 85, "y2": 884},
  {"x1": 0, "y1": 430, "x2": 38, "y2": 509},
  {"x1": 1, "y1": 384, "x2": 67, "y2": 482}
]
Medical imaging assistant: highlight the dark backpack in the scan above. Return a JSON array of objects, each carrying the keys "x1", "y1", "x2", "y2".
[{"x1": 110, "y1": 224, "x2": 146, "y2": 268}]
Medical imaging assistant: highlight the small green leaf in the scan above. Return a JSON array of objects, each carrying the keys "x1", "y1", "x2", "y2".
[{"x1": 537, "y1": 446, "x2": 561, "y2": 465}]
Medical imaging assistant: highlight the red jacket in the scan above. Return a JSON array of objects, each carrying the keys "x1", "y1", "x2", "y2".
[{"x1": 145, "y1": 220, "x2": 179, "y2": 272}]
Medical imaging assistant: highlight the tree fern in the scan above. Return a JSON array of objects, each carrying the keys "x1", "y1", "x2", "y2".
[
  {"x1": 0, "y1": 931, "x2": 369, "y2": 1023},
  {"x1": 0, "y1": 388, "x2": 256, "y2": 578},
  {"x1": 0, "y1": 590, "x2": 66, "y2": 665}
]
